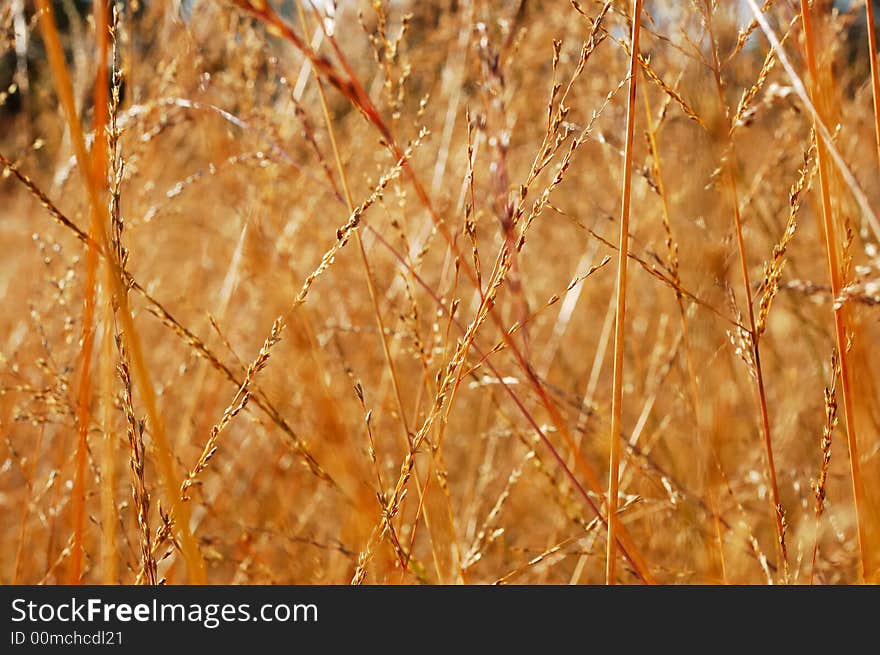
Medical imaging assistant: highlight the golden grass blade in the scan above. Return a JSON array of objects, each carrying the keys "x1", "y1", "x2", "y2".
[
  {"x1": 66, "y1": 0, "x2": 110, "y2": 584},
  {"x1": 607, "y1": 0, "x2": 643, "y2": 585},
  {"x1": 798, "y1": 0, "x2": 869, "y2": 581}
]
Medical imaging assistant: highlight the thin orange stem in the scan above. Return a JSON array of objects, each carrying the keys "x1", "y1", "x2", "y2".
[
  {"x1": 800, "y1": 0, "x2": 867, "y2": 581},
  {"x1": 607, "y1": 0, "x2": 643, "y2": 585},
  {"x1": 67, "y1": 0, "x2": 110, "y2": 586},
  {"x1": 704, "y1": 0, "x2": 787, "y2": 577},
  {"x1": 292, "y1": 0, "x2": 443, "y2": 581}
]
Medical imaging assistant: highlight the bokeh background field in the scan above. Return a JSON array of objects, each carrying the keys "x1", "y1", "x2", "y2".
[{"x1": 1, "y1": 0, "x2": 879, "y2": 584}]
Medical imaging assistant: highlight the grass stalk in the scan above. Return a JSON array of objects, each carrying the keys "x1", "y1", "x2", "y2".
[
  {"x1": 799, "y1": 0, "x2": 868, "y2": 580},
  {"x1": 703, "y1": 0, "x2": 787, "y2": 576},
  {"x1": 606, "y1": 0, "x2": 643, "y2": 585},
  {"x1": 35, "y1": 0, "x2": 207, "y2": 583},
  {"x1": 92, "y1": 0, "x2": 117, "y2": 586}
]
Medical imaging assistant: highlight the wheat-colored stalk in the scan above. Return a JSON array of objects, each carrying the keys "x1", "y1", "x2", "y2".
[
  {"x1": 703, "y1": 0, "x2": 787, "y2": 578},
  {"x1": 607, "y1": 0, "x2": 643, "y2": 585},
  {"x1": 799, "y1": 0, "x2": 868, "y2": 581}
]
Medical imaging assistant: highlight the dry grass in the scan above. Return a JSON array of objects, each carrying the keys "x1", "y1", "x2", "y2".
[{"x1": 1, "y1": 0, "x2": 879, "y2": 585}]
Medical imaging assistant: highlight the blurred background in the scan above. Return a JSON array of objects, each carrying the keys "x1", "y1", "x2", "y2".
[{"x1": 1, "y1": 0, "x2": 878, "y2": 584}]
